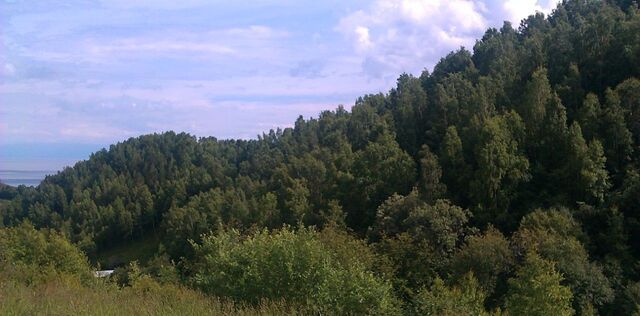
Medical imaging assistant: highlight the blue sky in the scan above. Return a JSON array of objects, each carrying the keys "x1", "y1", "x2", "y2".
[{"x1": 0, "y1": 0, "x2": 559, "y2": 170}]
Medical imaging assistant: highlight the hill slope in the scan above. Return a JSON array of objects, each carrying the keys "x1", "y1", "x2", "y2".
[{"x1": 1, "y1": 1, "x2": 640, "y2": 314}]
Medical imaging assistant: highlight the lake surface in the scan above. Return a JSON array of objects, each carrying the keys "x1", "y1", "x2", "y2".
[{"x1": 0, "y1": 170, "x2": 55, "y2": 187}]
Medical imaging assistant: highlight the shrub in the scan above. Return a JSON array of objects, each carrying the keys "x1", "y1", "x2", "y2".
[
  {"x1": 0, "y1": 222, "x2": 91, "y2": 280},
  {"x1": 190, "y1": 226, "x2": 400, "y2": 314}
]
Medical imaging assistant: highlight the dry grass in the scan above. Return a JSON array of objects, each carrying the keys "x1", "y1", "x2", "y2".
[{"x1": 0, "y1": 272, "x2": 302, "y2": 316}]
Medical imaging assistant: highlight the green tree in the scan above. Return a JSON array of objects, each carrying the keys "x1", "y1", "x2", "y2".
[
  {"x1": 431, "y1": 48, "x2": 477, "y2": 81},
  {"x1": 618, "y1": 167, "x2": 640, "y2": 258},
  {"x1": 556, "y1": 64, "x2": 585, "y2": 119},
  {"x1": 430, "y1": 73, "x2": 490, "y2": 139},
  {"x1": 370, "y1": 192, "x2": 471, "y2": 255},
  {"x1": 451, "y1": 226, "x2": 514, "y2": 298},
  {"x1": 368, "y1": 189, "x2": 423, "y2": 240},
  {"x1": 418, "y1": 145, "x2": 446, "y2": 203},
  {"x1": 615, "y1": 78, "x2": 640, "y2": 146},
  {"x1": 413, "y1": 273, "x2": 489, "y2": 316},
  {"x1": 253, "y1": 192, "x2": 279, "y2": 228},
  {"x1": 113, "y1": 198, "x2": 133, "y2": 240},
  {"x1": 600, "y1": 88, "x2": 634, "y2": 177},
  {"x1": 0, "y1": 222, "x2": 91, "y2": 279},
  {"x1": 566, "y1": 123, "x2": 610, "y2": 203},
  {"x1": 136, "y1": 185, "x2": 155, "y2": 231},
  {"x1": 403, "y1": 199, "x2": 471, "y2": 255},
  {"x1": 283, "y1": 178, "x2": 311, "y2": 225},
  {"x1": 505, "y1": 252, "x2": 574, "y2": 316},
  {"x1": 389, "y1": 74, "x2": 428, "y2": 156},
  {"x1": 161, "y1": 188, "x2": 223, "y2": 258},
  {"x1": 439, "y1": 126, "x2": 470, "y2": 204},
  {"x1": 576, "y1": 93, "x2": 601, "y2": 141},
  {"x1": 519, "y1": 68, "x2": 553, "y2": 138},
  {"x1": 348, "y1": 132, "x2": 416, "y2": 230},
  {"x1": 472, "y1": 22, "x2": 519, "y2": 109},
  {"x1": 371, "y1": 194, "x2": 472, "y2": 292},
  {"x1": 470, "y1": 112, "x2": 530, "y2": 219},
  {"x1": 347, "y1": 95, "x2": 388, "y2": 150},
  {"x1": 514, "y1": 208, "x2": 614, "y2": 313}
]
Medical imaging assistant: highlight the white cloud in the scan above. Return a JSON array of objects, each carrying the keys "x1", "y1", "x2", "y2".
[
  {"x1": 59, "y1": 122, "x2": 136, "y2": 140},
  {"x1": 89, "y1": 40, "x2": 236, "y2": 55},
  {"x1": 338, "y1": 0, "x2": 561, "y2": 78},
  {"x1": 354, "y1": 26, "x2": 372, "y2": 50},
  {"x1": 18, "y1": 25, "x2": 287, "y2": 64},
  {"x1": 225, "y1": 25, "x2": 288, "y2": 39}
]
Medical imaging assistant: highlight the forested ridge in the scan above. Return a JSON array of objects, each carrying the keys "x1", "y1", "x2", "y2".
[{"x1": 2, "y1": 0, "x2": 640, "y2": 314}]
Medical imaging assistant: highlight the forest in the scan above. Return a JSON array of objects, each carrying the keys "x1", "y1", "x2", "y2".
[{"x1": 1, "y1": 0, "x2": 640, "y2": 314}]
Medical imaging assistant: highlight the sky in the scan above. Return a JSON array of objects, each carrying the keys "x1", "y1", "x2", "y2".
[{"x1": 0, "y1": 0, "x2": 560, "y2": 171}]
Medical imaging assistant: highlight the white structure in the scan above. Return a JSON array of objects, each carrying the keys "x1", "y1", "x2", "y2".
[{"x1": 94, "y1": 270, "x2": 114, "y2": 277}]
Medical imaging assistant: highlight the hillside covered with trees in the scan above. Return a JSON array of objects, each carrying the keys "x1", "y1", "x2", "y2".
[{"x1": 1, "y1": 0, "x2": 640, "y2": 314}]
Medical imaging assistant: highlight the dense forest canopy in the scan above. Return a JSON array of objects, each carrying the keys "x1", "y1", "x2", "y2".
[{"x1": 2, "y1": 0, "x2": 640, "y2": 314}]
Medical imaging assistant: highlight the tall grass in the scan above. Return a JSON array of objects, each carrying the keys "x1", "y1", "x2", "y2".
[{"x1": 0, "y1": 271, "x2": 301, "y2": 316}]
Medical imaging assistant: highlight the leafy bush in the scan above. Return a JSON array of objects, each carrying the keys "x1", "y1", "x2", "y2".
[
  {"x1": 413, "y1": 273, "x2": 494, "y2": 316},
  {"x1": 190, "y1": 226, "x2": 400, "y2": 314},
  {"x1": 0, "y1": 222, "x2": 91, "y2": 280}
]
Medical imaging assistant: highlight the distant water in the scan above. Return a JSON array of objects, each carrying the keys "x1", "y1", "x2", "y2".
[
  {"x1": 0, "y1": 170, "x2": 55, "y2": 187},
  {"x1": 0, "y1": 143, "x2": 105, "y2": 187}
]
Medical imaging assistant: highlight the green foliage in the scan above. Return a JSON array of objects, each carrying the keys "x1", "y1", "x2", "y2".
[
  {"x1": 404, "y1": 199, "x2": 472, "y2": 254},
  {"x1": 282, "y1": 178, "x2": 311, "y2": 224},
  {"x1": 0, "y1": 222, "x2": 91, "y2": 279},
  {"x1": 413, "y1": 273, "x2": 491, "y2": 316},
  {"x1": 519, "y1": 67, "x2": 553, "y2": 136},
  {"x1": 514, "y1": 208, "x2": 614, "y2": 313},
  {"x1": 470, "y1": 111, "x2": 529, "y2": 220},
  {"x1": 619, "y1": 282, "x2": 640, "y2": 315},
  {"x1": 618, "y1": 167, "x2": 640, "y2": 258},
  {"x1": 439, "y1": 125, "x2": 470, "y2": 204},
  {"x1": 576, "y1": 93, "x2": 601, "y2": 142},
  {"x1": 599, "y1": 88, "x2": 634, "y2": 177},
  {"x1": 505, "y1": 252, "x2": 574, "y2": 316},
  {"x1": 566, "y1": 123, "x2": 610, "y2": 203},
  {"x1": 615, "y1": 78, "x2": 640, "y2": 145},
  {"x1": 418, "y1": 145, "x2": 446, "y2": 202},
  {"x1": 372, "y1": 192, "x2": 473, "y2": 293},
  {"x1": 111, "y1": 258, "x2": 179, "y2": 288},
  {"x1": 451, "y1": 226, "x2": 514, "y2": 298},
  {"x1": 161, "y1": 188, "x2": 223, "y2": 258},
  {"x1": 389, "y1": 74, "x2": 429, "y2": 156},
  {"x1": 348, "y1": 132, "x2": 416, "y2": 230},
  {"x1": 371, "y1": 192, "x2": 472, "y2": 253},
  {"x1": 190, "y1": 226, "x2": 400, "y2": 314}
]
